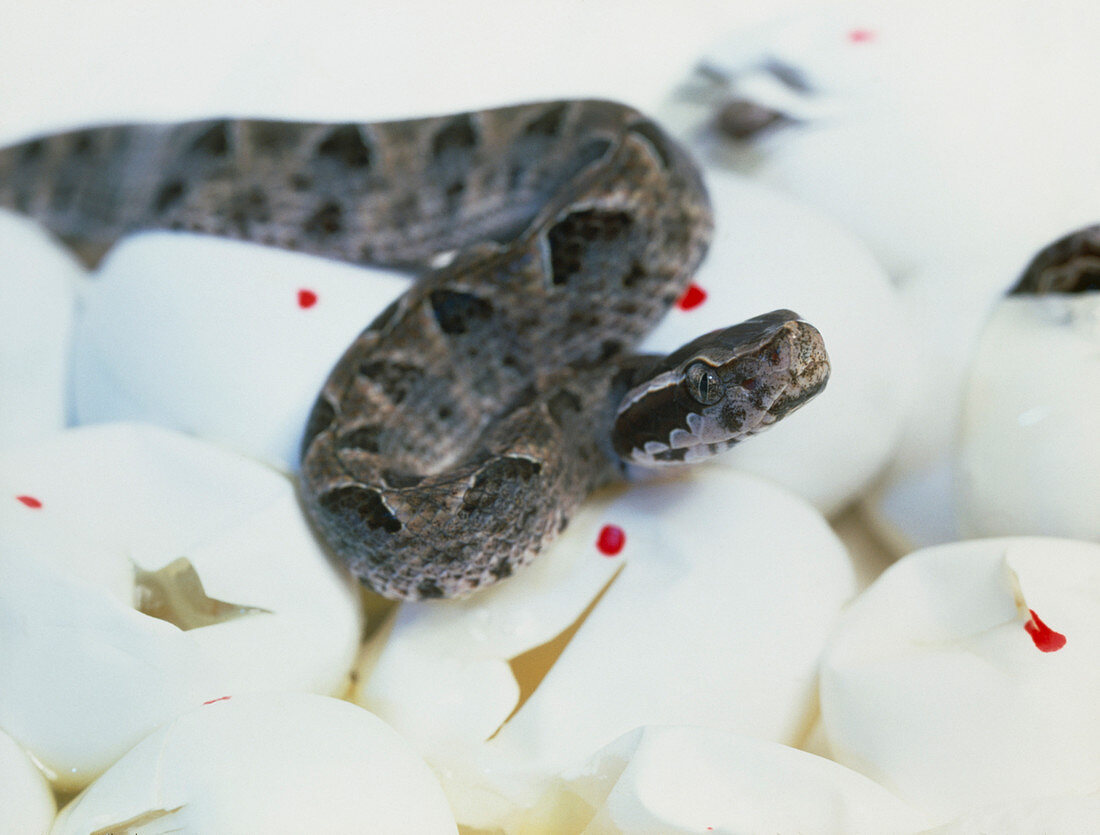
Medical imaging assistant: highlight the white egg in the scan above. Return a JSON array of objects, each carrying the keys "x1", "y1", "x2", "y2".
[
  {"x1": 0, "y1": 423, "x2": 362, "y2": 792},
  {"x1": 820, "y1": 537, "x2": 1100, "y2": 824},
  {"x1": 71, "y1": 233, "x2": 407, "y2": 471},
  {"x1": 50, "y1": 693, "x2": 457, "y2": 835}
]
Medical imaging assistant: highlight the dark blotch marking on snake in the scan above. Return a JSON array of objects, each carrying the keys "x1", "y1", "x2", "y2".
[
  {"x1": 318, "y1": 484, "x2": 401, "y2": 533},
  {"x1": 154, "y1": 180, "x2": 187, "y2": 214},
  {"x1": 430, "y1": 289, "x2": 493, "y2": 334},
  {"x1": 19, "y1": 139, "x2": 44, "y2": 164},
  {"x1": 337, "y1": 425, "x2": 384, "y2": 454},
  {"x1": 547, "y1": 209, "x2": 633, "y2": 286},
  {"x1": 524, "y1": 103, "x2": 568, "y2": 138},
  {"x1": 304, "y1": 201, "x2": 343, "y2": 238},
  {"x1": 460, "y1": 456, "x2": 543, "y2": 515},
  {"x1": 189, "y1": 121, "x2": 231, "y2": 157},
  {"x1": 70, "y1": 131, "x2": 95, "y2": 155},
  {"x1": 416, "y1": 578, "x2": 445, "y2": 599},
  {"x1": 489, "y1": 560, "x2": 513, "y2": 580},
  {"x1": 431, "y1": 114, "x2": 478, "y2": 159},
  {"x1": 547, "y1": 389, "x2": 583, "y2": 427},
  {"x1": 316, "y1": 125, "x2": 372, "y2": 169}
]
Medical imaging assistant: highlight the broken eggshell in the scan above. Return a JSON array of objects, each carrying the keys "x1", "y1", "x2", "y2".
[
  {"x1": 0, "y1": 210, "x2": 80, "y2": 441},
  {"x1": 355, "y1": 466, "x2": 858, "y2": 829},
  {"x1": 0, "y1": 423, "x2": 362, "y2": 792},
  {"x1": 70, "y1": 232, "x2": 408, "y2": 472},
  {"x1": 533, "y1": 726, "x2": 928, "y2": 834},
  {"x1": 50, "y1": 692, "x2": 457, "y2": 835},
  {"x1": 820, "y1": 537, "x2": 1100, "y2": 824}
]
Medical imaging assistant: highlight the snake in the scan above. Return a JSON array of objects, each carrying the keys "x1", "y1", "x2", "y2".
[{"x1": 0, "y1": 100, "x2": 829, "y2": 600}]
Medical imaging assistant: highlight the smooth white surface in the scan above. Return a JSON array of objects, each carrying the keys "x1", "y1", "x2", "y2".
[
  {"x1": 72, "y1": 232, "x2": 407, "y2": 470},
  {"x1": 821, "y1": 537, "x2": 1100, "y2": 823},
  {"x1": 925, "y1": 792, "x2": 1100, "y2": 834},
  {"x1": 0, "y1": 212, "x2": 80, "y2": 441},
  {"x1": 958, "y1": 296, "x2": 1100, "y2": 540},
  {"x1": 0, "y1": 1, "x2": 838, "y2": 144},
  {"x1": 50, "y1": 693, "x2": 457, "y2": 835},
  {"x1": 0, "y1": 727, "x2": 55, "y2": 835},
  {"x1": 553, "y1": 726, "x2": 927, "y2": 834},
  {"x1": 358, "y1": 468, "x2": 856, "y2": 828},
  {"x1": 0, "y1": 423, "x2": 362, "y2": 792},
  {"x1": 644, "y1": 170, "x2": 908, "y2": 515}
]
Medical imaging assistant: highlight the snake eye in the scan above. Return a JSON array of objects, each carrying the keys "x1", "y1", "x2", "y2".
[{"x1": 685, "y1": 362, "x2": 723, "y2": 405}]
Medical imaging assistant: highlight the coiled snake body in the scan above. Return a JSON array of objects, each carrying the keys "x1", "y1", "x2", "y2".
[{"x1": 0, "y1": 100, "x2": 829, "y2": 599}]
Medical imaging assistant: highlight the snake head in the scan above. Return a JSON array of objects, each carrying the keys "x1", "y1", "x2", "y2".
[{"x1": 611, "y1": 309, "x2": 829, "y2": 465}]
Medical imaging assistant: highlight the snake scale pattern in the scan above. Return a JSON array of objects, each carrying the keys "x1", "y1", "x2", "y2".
[{"x1": 0, "y1": 100, "x2": 829, "y2": 599}]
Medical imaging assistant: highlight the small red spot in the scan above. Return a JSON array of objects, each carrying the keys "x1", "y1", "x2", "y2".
[
  {"x1": 16, "y1": 495, "x2": 42, "y2": 509},
  {"x1": 1025, "y1": 609, "x2": 1067, "y2": 653},
  {"x1": 202, "y1": 695, "x2": 232, "y2": 705},
  {"x1": 297, "y1": 289, "x2": 318, "y2": 309},
  {"x1": 848, "y1": 28, "x2": 875, "y2": 43},
  {"x1": 596, "y1": 524, "x2": 625, "y2": 556},
  {"x1": 676, "y1": 283, "x2": 707, "y2": 311}
]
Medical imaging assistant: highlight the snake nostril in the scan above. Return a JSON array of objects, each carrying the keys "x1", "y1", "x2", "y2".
[{"x1": 739, "y1": 377, "x2": 757, "y2": 390}]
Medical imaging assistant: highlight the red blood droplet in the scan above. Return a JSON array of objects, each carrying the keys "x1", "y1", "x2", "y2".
[
  {"x1": 202, "y1": 695, "x2": 232, "y2": 705},
  {"x1": 677, "y1": 283, "x2": 707, "y2": 311},
  {"x1": 15, "y1": 495, "x2": 42, "y2": 509},
  {"x1": 297, "y1": 289, "x2": 318, "y2": 309},
  {"x1": 848, "y1": 28, "x2": 875, "y2": 43},
  {"x1": 596, "y1": 524, "x2": 625, "y2": 556},
  {"x1": 1025, "y1": 609, "x2": 1067, "y2": 652}
]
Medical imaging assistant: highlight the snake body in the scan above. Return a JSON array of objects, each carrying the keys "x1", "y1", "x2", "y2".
[{"x1": 0, "y1": 100, "x2": 829, "y2": 599}]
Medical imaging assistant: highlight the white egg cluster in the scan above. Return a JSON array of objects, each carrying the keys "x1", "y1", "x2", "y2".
[{"x1": 1, "y1": 1, "x2": 1098, "y2": 832}]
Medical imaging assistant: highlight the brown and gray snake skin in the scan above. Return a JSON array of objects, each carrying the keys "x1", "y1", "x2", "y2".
[{"x1": 0, "y1": 100, "x2": 830, "y2": 600}]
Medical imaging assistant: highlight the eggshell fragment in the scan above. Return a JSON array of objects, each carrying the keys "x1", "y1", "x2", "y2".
[
  {"x1": 357, "y1": 467, "x2": 857, "y2": 829},
  {"x1": 539, "y1": 726, "x2": 927, "y2": 834},
  {"x1": 958, "y1": 295, "x2": 1100, "y2": 540},
  {"x1": 820, "y1": 537, "x2": 1100, "y2": 823},
  {"x1": 0, "y1": 727, "x2": 55, "y2": 835},
  {"x1": 50, "y1": 693, "x2": 457, "y2": 835},
  {"x1": 0, "y1": 423, "x2": 362, "y2": 792},
  {"x1": 70, "y1": 232, "x2": 407, "y2": 470}
]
